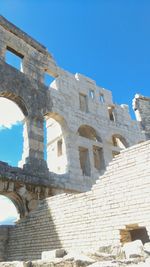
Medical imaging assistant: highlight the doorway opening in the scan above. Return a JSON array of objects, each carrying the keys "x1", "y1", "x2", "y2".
[
  {"x1": 46, "y1": 116, "x2": 67, "y2": 174},
  {"x1": 0, "y1": 195, "x2": 19, "y2": 225},
  {"x1": 79, "y1": 147, "x2": 91, "y2": 176},
  {"x1": 120, "y1": 225, "x2": 150, "y2": 244},
  {"x1": 0, "y1": 97, "x2": 25, "y2": 166}
]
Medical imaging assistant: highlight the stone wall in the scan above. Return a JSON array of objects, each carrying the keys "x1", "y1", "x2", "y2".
[
  {"x1": 48, "y1": 73, "x2": 146, "y2": 191},
  {"x1": 0, "y1": 226, "x2": 13, "y2": 261},
  {"x1": 0, "y1": 15, "x2": 147, "y2": 194},
  {"x1": 5, "y1": 140, "x2": 150, "y2": 261},
  {"x1": 133, "y1": 94, "x2": 150, "y2": 140}
]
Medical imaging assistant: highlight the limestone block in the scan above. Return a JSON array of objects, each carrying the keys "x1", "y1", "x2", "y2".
[
  {"x1": 63, "y1": 251, "x2": 95, "y2": 263},
  {"x1": 41, "y1": 249, "x2": 67, "y2": 260},
  {"x1": 123, "y1": 240, "x2": 144, "y2": 259},
  {"x1": 144, "y1": 242, "x2": 150, "y2": 254}
]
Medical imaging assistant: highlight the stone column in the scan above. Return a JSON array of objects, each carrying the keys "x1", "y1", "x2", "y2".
[
  {"x1": 23, "y1": 57, "x2": 44, "y2": 83},
  {"x1": 0, "y1": 226, "x2": 9, "y2": 261},
  {"x1": 0, "y1": 41, "x2": 6, "y2": 61},
  {"x1": 19, "y1": 116, "x2": 48, "y2": 176}
]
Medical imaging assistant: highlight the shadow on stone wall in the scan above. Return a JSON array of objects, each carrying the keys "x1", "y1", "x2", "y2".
[{"x1": 6, "y1": 199, "x2": 62, "y2": 261}]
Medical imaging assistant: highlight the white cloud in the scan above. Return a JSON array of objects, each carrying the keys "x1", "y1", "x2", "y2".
[
  {"x1": 0, "y1": 196, "x2": 19, "y2": 223},
  {"x1": 0, "y1": 98, "x2": 24, "y2": 129}
]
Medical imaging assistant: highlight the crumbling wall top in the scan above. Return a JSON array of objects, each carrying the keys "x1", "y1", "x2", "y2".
[{"x1": 0, "y1": 15, "x2": 49, "y2": 56}]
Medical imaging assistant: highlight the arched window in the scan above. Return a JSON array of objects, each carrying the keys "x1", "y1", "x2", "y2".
[
  {"x1": 78, "y1": 125, "x2": 102, "y2": 142},
  {"x1": 0, "y1": 96, "x2": 25, "y2": 166},
  {"x1": 0, "y1": 195, "x2": 19, "y2": 225},
  {"x1": 45, "y1": 113, "x2": 68, "y2": 174}
]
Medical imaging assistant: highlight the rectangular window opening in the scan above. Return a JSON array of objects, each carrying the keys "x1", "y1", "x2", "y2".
[
  {"x1": 108, "y1": 106, "x2": 115, "y2": 121},
  {"x1": 6, "y1": 46, "x2": 24, "y2": 72},
  {"x1": 79, "y1": 147, "x2": 91, "y2": 176},
  {"x1": 89, "y1": 90, "x2": 95, "y2": 99},
  {"x1": 44, "y1": 72, "x2": 55, "y2": 87},
  {"x1": 57, "y1": 139, "x2": 63, "y2": 157},
  {"x1": 93, "y1": 145, "x2": 104, "y2": 170},
  {"x1": 79, "y1": 93, "x2": 88, "y2": 112},
  {"x1": 99, "y1": 94, "x2": 105, "y2": 103}
]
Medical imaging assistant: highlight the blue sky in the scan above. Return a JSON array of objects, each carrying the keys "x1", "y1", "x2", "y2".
[
  {"x1": 0, "y1": 0, "x2": 150, "y2": 222},
  {"x1": 1, "y1": 0, "x2": 150, "y2": 165}
]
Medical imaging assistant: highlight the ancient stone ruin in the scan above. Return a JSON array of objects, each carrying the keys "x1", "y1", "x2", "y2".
[{"x1": 0, "y1": 16, "x2": 150, "y2": 266}]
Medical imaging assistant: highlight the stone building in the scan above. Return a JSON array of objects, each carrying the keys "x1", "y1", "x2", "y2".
[
  {"x1": 0, "y1": 16, "x2": 147, "y2": 192},
  {"x1": 0, "y1": 16, "x2": 150, "y2": 263}
]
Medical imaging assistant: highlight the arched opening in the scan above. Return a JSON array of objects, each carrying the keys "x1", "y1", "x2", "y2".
[
  {"x1": 78, "y1": 125, "x2": 102, "y2": 142},
  {"x1": 0, "y1": 195, "x2": 19, "y2": 225},
  {"x1": 45, "y1": 113, "x2": 68, "y2": 174},
  {"x1": 0, "y1": 94, "x2": 27, "y2": 166},
  {"x1": 112, "y1": 134, "x2": 128, "y2": 149}
]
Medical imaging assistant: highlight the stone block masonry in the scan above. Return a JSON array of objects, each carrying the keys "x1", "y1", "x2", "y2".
[
  {"x1": 5, "y1": 140, "x2": 150, "y2": 261},
  {"x1": 0, "y1": 226, "x2": 14, "y2": 261},
  {"x1": 0, "y1": 15, "x2": 150, "y2": 264},
  {"x1": 133, "y1": 94, "x2": 150, "y2": 140},
  {"x1": 0, "y1": 15, "x2": 148, "y2": 195}
]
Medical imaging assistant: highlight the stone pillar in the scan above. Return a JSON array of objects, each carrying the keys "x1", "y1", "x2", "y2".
[
  {"x1": 23, "y1": 57, "x2": 44, "y2": 83},
  {"x1": 0, "y1": 226, "x2": 9, "y2": 261},
  {"x1": 66, "y1": 133, "x2": 83, "y2": 177},
  {"x1": 19, "y1": 116, "x2": 48, "y2": 176},
  {"x1": 0, "y1": 40, "x2": 6, "y2": 61}
]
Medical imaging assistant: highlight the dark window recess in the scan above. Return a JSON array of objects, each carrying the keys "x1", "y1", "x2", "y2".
[
  {"x1": 120, "y1": 226, "x2": 150, "y2": 244},
  {"x1": 57, "y1": 139, "x2": 63, "y2": 157},
  {"x1": 79, "y1": 93, "x2": 88, "y2": 112},
  {"x1": 79, "y1": 147, "x2": 91, "y2": 176},
  {"x1": 93, "y1": 146, "x2": 105, "y2": 170},
  {"x1": 108, "y1": 106, "x2": 115, "y2": 121},
  {"x1": 130, "y1": 228, "x2": 150, "y2": 244}
]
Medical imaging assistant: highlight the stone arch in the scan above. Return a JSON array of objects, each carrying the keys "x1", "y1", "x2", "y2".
[
  {"x1": 45, "y1": 112, "x2": 68, "y2": 174},
  {"x1": 0, "y1": 93, "x2": 29, "y2": 167},
  {"x1": 0, "y1": 191, "x2": 26, "y2": 219},
  {"x1": 77, "y1": 124, "x2": 102, "y2": 142},
  {"x1": 0, "y1": 92, "x2": 28, "y2": 117},
  {"x1": 112, "y1": 134, "x2": 129, "y2": 149},
  {"x1": 45, "y1": 112, "x2": 68, "y2": 131}
]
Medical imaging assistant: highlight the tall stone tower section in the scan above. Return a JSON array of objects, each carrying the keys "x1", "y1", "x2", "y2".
[{"x1": 133, "y1": 94, "x2": 150, "y2": 140}]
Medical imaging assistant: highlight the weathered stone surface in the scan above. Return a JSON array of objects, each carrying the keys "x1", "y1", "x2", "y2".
[
  {"x1": 63, "y1": 252, "x2": 95, "y2": 264},
  {"x1": 42, "y1": 249, "x2": 67, "y2": 260},
  {"x1": 123, "y1": 240, "x2": 144, "y2": 259},
  {"x1": 3, "y1": 141, "x2": 150, "y2": 261},
  {"x1": 0, "y1": 16, "x2": 150, "y2": 265},
  {"x1": 0, "y1": 14, "x2": 148, "y2": 197},
  {"x1": 144, "y1": 242, "x2": 150, "y2": 255}
]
